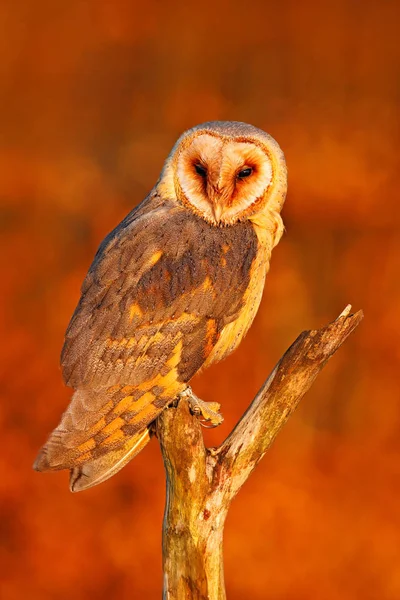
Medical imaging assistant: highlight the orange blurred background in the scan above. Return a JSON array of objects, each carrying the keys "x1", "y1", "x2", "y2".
[{"x1": 1, "y1": 1, "x2": 399, "y2": 598}]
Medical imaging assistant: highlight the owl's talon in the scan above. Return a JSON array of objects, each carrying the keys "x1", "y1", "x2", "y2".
[{"x1": 179, "y1": 386, "x2": 224, "y2": 428}]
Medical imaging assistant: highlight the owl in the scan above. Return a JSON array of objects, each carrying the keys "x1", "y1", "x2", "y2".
[{"x1": 34, "y1": 121, "x2": 287, "y2": 491}]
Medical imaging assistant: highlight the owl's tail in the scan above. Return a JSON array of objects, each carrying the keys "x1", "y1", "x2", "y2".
[
  {"x1": 33, "y1": 384, "x2": 179, "y2": 491},
  {"x1": 68, "y1": 428, "x2": 152, "y2": 491}
]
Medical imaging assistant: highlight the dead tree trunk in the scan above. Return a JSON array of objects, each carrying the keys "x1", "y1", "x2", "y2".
[{"x1": 157, "y1": 306, "x2": 363, "y2": 600}]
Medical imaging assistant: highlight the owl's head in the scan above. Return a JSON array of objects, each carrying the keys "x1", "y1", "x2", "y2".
[{"x1": 158, "y1": 121, "x2": 287, "y2": 229}]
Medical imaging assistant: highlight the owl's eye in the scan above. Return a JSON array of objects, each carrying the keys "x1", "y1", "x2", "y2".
[
  {"x1": 194, "y1": 164, "x2": 207, "y2": 177},
  {"x1": 237, "y1": 167, "x2": 253, "y2": 179}
]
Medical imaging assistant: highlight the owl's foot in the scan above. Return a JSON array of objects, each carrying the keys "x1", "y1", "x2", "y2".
[{"x1": 179, "y1": 386, "x2": 224, "y2": 428}]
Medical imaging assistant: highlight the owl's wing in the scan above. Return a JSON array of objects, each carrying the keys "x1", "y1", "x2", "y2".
[{"x1": 34, "y1": 199, "x2": 259, "y2": 490}]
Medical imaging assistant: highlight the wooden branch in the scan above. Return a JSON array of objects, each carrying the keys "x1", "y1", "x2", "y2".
[
  {"x1": 157, "y1": 306, "x2": 363, "y2": 600},
  {"x1": 158, "y1": 402, "x2": 226, "y2": 600}
]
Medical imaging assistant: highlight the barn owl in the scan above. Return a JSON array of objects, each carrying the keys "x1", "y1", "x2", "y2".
[{"x1": 34, "y1": 121, "x2": 287, "y2": 492}]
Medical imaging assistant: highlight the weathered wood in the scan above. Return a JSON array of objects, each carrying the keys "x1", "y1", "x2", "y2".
[
  {"x1": 158, "y1": 401, "x2": 227, "y2": 600},
  {"x1": 157, "y1": 306, "x2": 363, "y2": 599}
]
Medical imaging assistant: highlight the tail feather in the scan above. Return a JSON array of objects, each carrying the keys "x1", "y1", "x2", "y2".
[
  {"x1": 69, "y1": 427, "x2": 152, "y2": 492},
  {"x1": 33, "y1": 384, "x2": 178, "y2": 487}
]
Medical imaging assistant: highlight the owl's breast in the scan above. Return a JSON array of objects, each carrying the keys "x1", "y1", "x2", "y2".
[{"x1": 203, "y1": 221, "x2": 273, "y2": 368}]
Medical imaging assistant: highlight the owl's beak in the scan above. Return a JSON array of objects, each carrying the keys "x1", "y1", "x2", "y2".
[
  {"x1": 213, "y1": 202, "x2": 223, "y2": 223},
  {"x1": 211, "y1": 184, "x2": 225, "y2": 223}
]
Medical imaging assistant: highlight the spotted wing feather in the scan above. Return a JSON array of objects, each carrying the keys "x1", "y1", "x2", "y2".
[{"x1": 34, "y1": 195, "x2": 259, "y2": 488}]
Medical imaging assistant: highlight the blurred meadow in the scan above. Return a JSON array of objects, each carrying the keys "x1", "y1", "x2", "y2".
[{"x1": 1, "y1": 0, "x2": 400, "y2": 598}]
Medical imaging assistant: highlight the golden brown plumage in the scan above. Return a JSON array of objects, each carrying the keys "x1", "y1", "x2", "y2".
[{"x1": 34, "y1": 121, "x2": 287, "y2": 491}]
